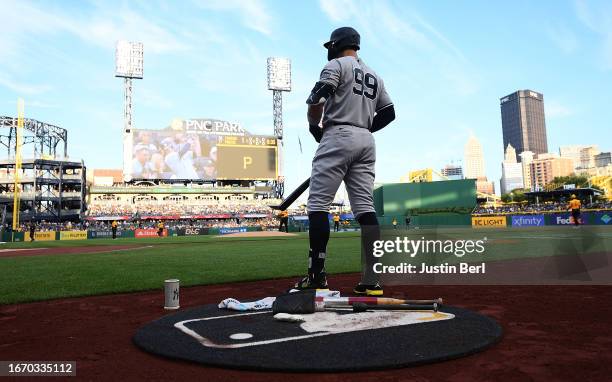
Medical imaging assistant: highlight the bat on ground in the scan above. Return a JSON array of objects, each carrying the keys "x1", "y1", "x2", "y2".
[{"x1": 272, "y1": 291, "x2": 444, "y2": 314}]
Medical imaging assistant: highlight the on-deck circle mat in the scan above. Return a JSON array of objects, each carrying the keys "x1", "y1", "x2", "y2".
[{"x1": 133, "y1": 304, "x2": 502, "y2": 372}]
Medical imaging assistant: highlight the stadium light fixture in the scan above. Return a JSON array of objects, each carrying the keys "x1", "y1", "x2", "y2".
[
  {"x1": 267, "y1": 57, "x2": 291, "y2": 91},
  {"x1": 115, "y1": 41, "x2": 144, "y2": 183},
  {"x1": 266, "y1": 57, "x2": 291, "y2": 198},
  {"x1": 115, "y1": 41, "x2": 144, "y2": 79}
]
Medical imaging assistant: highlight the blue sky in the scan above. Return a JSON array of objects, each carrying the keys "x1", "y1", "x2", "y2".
[{"x1": 1, "y1": 0, "x2": 610, "y2": 195}]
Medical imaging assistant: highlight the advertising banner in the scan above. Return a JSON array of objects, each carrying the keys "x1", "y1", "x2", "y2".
[
  {"x1": 88, "y1": 230, "x2": 127, "y2": 239},
  {"x1": 59, "y1": 231, "x2": 88, "y2": 241},
  {"x1": 547, "y1": 213, "x2": 588, "y2": 226},
  {"x1": 24, "y1": 231, "x2": 56, "y2": 241},
  {"x1": 589, "y1": 211, "x2": 612, "y2": 225},
  {"x1": 135, "y1": 228, "x2": 168, "y2": 238},
  {"x1": 510, "y1": 215, "x2": 545, "y2": 227},
  {"x1": 471, "y1": 216, "x2": 506, "y2": 228},
  {"x1": 218, "y1": 227, "x2": 248, "y2": 235},
  {"x1": 176, "y1": 227, "x2": 210, "y2": 236}
]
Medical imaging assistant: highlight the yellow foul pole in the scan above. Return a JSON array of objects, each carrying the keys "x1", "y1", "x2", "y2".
[{"x1": 12, "y1": 98, "x2": 24, "y2": 231}]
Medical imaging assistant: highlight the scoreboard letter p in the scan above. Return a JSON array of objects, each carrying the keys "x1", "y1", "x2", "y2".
[{"x1": 243, "y1": 156, "x2": 253, "y2": 169}]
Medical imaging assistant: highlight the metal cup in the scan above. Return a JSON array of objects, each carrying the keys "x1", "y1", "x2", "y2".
[{"x1": 164, "y1": 279, "x2": 180, "y2": 310}]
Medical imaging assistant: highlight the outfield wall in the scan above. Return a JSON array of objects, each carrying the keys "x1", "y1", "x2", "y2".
[
  {"x1": 473, "y1": 211, "x2": 612, "y2": 228},
  {"x1": 2, "y1": 211, "x2": 610, "y2": 241},
  {"x1": 374, "y1": 180, "x2": 477, "y2": 226},
  {"x1": 1, "y1": 226, "x2": 265, "y2": 242}
]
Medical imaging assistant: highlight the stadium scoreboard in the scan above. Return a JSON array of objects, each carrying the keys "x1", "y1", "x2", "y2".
[
  {"x1": 216, "y1": 136, "x2": 278, "y2": 180},
  {"x1": 129, "y1": 120, "x2": 280, "y2": 181},
  {"x1": 216, "y1": 136, "x2": 277, "y2": 147}
]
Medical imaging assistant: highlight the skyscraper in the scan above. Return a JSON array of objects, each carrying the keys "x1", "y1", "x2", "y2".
[
  {"x1": 464, "y1": 135, "x2": 495, "y2": 194},
  {"x1": 559, "y1": 145, "x2": 587, "y2": 171},
  {"x1": 500, "y1": 144, "x2": 524, "y2": 194},
  {"x1": 529, "y1": 155, "x2": 574, "y2": 188},
  {"x1": 500, "y1": 89, "x2": 548, "y2": 158},
  {"x1": 464, "y1": 135, "x2": 486, "y2": 179},
  {"x1": 519, "y1": 150, "x2": 535, "y2": 190},
  {"x1": 440, "y1": 163, "x2": 463, "y2": 180}
]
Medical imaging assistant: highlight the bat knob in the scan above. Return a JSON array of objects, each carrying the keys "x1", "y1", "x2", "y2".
[{"x1": 352, "y1": 303, "x2": 368, "y2": 313}]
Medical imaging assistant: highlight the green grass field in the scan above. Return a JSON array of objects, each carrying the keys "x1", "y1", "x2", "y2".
[
  {"x1": 0, "y1": 232, "x2": 362, "y2": 305},
  {"x1": 1, "y1": 227, "x2": 610, "y2": 305}
]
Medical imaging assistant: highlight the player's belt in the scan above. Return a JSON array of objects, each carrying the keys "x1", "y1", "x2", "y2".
[{"x1": 324, "y1": 122, "x2": 367, "y2": 129}]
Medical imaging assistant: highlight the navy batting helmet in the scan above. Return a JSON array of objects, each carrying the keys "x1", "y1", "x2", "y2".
[{"x1": 324, "y1": 27, "x2": 360, "y2": 61}]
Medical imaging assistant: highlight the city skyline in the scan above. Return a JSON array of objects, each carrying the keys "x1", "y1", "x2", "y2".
[{"x1": 1, "y1": 1, "x2": 611, "y2": 195}]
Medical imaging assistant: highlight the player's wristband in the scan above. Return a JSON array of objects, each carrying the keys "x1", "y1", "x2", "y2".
[{"x1": 309, "y1": 124, "x2": 323, "y2": 143}]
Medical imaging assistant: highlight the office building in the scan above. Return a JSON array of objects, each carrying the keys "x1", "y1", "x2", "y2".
[
  {"x1": 500, "y1": 144, "x2": 524, "y2": 194},
  {"x1": 529, "y1": 155, "x2": 574, "y2": 188},
  {"x1": 500, "y1": 89, "x2": 548, "y2": 158}
]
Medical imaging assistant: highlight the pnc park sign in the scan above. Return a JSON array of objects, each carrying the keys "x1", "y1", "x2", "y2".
[{"x1": 169, "y1": 118, "x2": 248, "y2": 136}]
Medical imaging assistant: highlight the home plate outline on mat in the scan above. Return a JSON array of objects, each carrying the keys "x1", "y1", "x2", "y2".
[{"x1": 174, "y1": 309, "x2": 455, "y2": 349}]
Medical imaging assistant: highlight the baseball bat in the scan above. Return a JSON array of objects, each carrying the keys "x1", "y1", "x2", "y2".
[
  {"x1": 316, "y1": 296, "x2": 443, "y2": 308},
  {"x1": 270, "y1": 177, "x2": 310, "y2": 210},
  {"x1": 272, "y1": 291, "x2": 444, "y2": 314},
  {"x1": 352, "y1": 302, "x2": 439, "y2": 313}
]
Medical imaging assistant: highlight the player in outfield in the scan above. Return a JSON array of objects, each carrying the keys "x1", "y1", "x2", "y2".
[{"x1": 568, "y1": 194, "x2": 581, "y2": 226}]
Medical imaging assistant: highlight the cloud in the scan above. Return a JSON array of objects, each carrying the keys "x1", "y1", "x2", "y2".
[
  {"x1": 192, "y1": 0, "x2": 273, "y2": 36},
  {"x1": 136, "y1": 90, "x2": 174, "y2": 110},
  {"x1": 0, "y1": 1, "x2": 192, "y2": 60},
  {"x1": 574, "y1": 0, "x2": 612, "y2": 70},
  {"x1": 0, "y1": 75, "x2": 51, "y2": 95},
  {"x1": 546, "y1": 23, "x2": 579, "y2": 54},
  {"x1": 545, "y1": 101, "x2": 574, "y2": 119},
  {"x1": 317, "y1": 0, "x2": 477, "y2": 96}
]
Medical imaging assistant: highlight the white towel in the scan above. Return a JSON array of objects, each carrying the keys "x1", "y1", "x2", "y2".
[{"x1": 218, "y1": 289, "x2": 341, "y2": 311}]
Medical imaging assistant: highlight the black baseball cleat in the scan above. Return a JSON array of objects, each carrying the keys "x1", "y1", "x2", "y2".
[
  {"x1": 293, "y1": 272, "x2": 328, "y2": 290},
  {"x1": 353, "y1": 282, "x2": 384, "y2": 296}
]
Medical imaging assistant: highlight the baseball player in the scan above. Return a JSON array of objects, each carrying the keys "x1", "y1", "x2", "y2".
[
  {"x1": 568, "y1": 194, "x2": 581, "y2": 227},
  {"x1": 294, "y1": 27, "x2": 395, "y2": 296}
]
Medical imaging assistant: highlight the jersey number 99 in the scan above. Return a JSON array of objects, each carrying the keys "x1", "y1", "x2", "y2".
[{"x1": 352, "y1": 68, "x2": 378, "y2": 100}]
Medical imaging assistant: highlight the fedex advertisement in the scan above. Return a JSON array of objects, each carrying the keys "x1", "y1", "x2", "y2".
[
  {"x1": 548, "y1": 213, "x2": 587, "y2": 226},
  {"x1": 511, "y1": 215, "x2": 545, "y2": 227}
]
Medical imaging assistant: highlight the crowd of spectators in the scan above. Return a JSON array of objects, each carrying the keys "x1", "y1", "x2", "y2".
[
  {"x1": 14, "y1": 221, "x2": 89, "y2": 232},
  {"x1": 86, "y1": 217, "x2": 279, "y2": 231},
  {"x1": 86, "y1": 198, "x2": 280, "y2": 217},
  {"x1": 473, "y1": 199, "x2": 612, "y2": 215}
]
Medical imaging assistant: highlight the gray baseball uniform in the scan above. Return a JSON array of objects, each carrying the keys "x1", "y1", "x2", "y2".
[{"x1": 308, "y1": 56, "x2": 392, "y2": 218}]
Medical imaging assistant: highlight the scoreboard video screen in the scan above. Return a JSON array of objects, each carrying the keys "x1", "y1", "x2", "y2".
[
  {"x1": 130, "y1": 122, "x2": 278, "y2": 181},
  {"x1": 216, "y1": 136, "x2": 278, "y2": 180}
]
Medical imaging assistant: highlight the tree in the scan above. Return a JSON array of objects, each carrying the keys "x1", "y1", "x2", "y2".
[{"x1": 501, "y1": 188, "x2": 528, "y2": 203}]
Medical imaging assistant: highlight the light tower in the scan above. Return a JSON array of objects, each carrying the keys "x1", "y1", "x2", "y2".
[
  {"x1": 115, "y1": 41, "x2": 143, "y2": 182},
  {"x1": 266, "y1": 57, "x2": 291, "y2": 198}
]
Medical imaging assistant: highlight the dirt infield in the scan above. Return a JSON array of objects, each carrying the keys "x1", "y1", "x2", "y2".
[
  {"x1": 1, "y1": 274, "x2": 611, "y2": 381},
  {"x1": 220, "y1": 231, "x2": 297, "y2": 238},
  {"x1": 0, "y1": 245, "x2": 148, "y2": 258}
]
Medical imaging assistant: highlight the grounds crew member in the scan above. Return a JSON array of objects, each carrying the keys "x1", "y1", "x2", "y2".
[
  {"x1": 29, "y1": 221, "x2": 36, "y2": 242},
  {"x1": 295, "y1": 27, "x2": 395, "y2": 296},
  {"x1": 278, "y1": 210, "x2": 289, "y2": 233},
  {"x1": 111, "y1": 220, "x2": 118, "y2": 239},
  {"x1": 568, "y1": 194, "x2": 581, "y2": 226},
  {"x1": 157, "y1": 221, "x2": 164, "y2": 237},
  {"x1": 333, "y1": 213, "x2": 340, "y2": 232}
]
